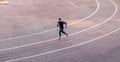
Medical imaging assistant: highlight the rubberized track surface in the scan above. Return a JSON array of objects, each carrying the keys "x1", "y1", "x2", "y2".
[{"x1": 0, "y1": 0, "x2": 120, "y2": 62}]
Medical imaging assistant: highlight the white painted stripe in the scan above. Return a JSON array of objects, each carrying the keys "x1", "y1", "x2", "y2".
[
  {"x1": 0, "y1": 0, "x2": 100, "y2": 42},
  {"x1": 5, "y1": 0, "x2": 118, "y2": 62}
]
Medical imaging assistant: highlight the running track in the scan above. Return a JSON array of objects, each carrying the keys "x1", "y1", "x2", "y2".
[{"x1": 0, "y1": 0, "x2": 120, "y2": 62}]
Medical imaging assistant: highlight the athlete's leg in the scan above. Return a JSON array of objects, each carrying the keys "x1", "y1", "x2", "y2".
[
  {"x1": 58, "y1": 30, "x2": 62, "y2": 40},
  {"x1": 59, "y1": 30, "x2": 62, "y2": 37},
  {"x1": 61, "y1": 29, "x2": 68, "y2": 37}
]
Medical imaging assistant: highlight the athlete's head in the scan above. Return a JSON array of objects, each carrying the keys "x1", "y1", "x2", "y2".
[{"x1": 59, "y1": 18, "x2": 62, "y2": 21}]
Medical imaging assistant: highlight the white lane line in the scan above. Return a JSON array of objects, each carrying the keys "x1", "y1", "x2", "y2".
[
  {"x1": 0, "y1": 0, "x2": 99, "y2": 42},
  {"x1": 0, "y1": 0, "x2": 100, "y2": 52},
  {"x1": 5, "y1": 0, "x2": 118, "y2": 62}
]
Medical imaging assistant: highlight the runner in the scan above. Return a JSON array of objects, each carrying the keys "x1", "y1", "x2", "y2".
[{"x1": 57, "y1": 18, "x2": 68, "y2": 40}]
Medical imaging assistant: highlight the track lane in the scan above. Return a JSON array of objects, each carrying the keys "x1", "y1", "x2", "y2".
[
  {"x1": 0, "y1": 0, "x2": 117, "y2": 61},
  {"x1": 4, "y1": 0, "x2": 119, "y2": 61}
]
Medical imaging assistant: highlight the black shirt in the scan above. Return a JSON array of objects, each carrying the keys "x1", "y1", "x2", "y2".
[{"x1": 57, "y1": 21, "x2": 67, "y2": 29}]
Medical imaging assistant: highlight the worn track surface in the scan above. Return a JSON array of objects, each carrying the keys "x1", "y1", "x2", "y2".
[{"x1": 0, "y1": 0, "x2": 120, "y2": 62}]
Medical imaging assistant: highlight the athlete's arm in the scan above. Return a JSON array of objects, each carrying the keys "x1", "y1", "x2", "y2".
[
  {"x1": 57, "y1": 22, "x2": 59, "y2": 27},
  {"x1": 64, "y1": 22, "x2": 67, "y2": 28}
]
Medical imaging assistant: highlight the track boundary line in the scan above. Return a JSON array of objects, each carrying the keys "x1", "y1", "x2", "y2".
[{"x1": 5, "y1": 0, "x2": 118, "y2": 62}]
